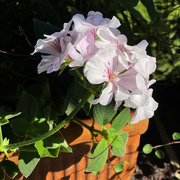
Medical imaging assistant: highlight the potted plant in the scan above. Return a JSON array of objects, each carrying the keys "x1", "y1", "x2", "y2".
[{"x1": 0, "y1": 11, "x2": 158, "y2": 180}]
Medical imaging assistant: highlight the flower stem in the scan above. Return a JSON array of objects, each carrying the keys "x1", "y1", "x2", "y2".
[
  {"x1": 74, "y1": 69, "x2": 84, "y2": 81},
  {"x1": 4, "y1": 91, "x2": 92, "y2": 151},
  {"x1": 0, "y1": 125, "x2": 3, "y2": 149},
  {"x1": 73, "y1": 117, "x2": 104, "y2": 136}
]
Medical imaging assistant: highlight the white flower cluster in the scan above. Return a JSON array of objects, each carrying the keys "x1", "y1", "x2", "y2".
[{"x1": 32, "y1": 11, "x2": 158, "y2": 124}]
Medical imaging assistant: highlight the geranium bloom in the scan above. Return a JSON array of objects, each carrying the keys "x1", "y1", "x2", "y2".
[
  {"x1": 96, "y1": 27, "x2": 133, "y2": 69},
  {"x1": 67, "y1": 32, "x2": 97, "y2": 67},
  {"x1": 72, "y1": 11, "x2": 120, "y2": 38},
  {"x1": 124, "y1": 40, "x2": 156, "y2": 81},
  {"x1": 84, "y1": 46, "x2": 137, "y2": 109},
  {"x1": 32, "y1": 20, "x2": 72, "y2": 73},
  {"x1": 124, "y1": 74, "x2": 158, "y2": 124}
]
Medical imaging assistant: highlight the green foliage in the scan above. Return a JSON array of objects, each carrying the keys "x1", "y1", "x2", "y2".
[
  {"x1": 18, "y1": 151, "x2": 40, "y2": 178},
  {"x1": 114, "y1": 163, "x2": 124, "y2": 173},
  {"x1": 86, "y1": 139, "x2": 108, "y2": 172},
  {"x1": 0, "y1": 111, "x2": 21, "y2": 126},
  {"x1": 16, "y1": 92, "x2": 38, "y2": 123},
  {"x1": 143, "y1": 144, "x2": 153, "y2": 154},
  {"x1": 10, "y1": 118, "x2": 28, "y2": 137},
  {"x1": 33, "y1": 18, "x2": 61, "y2": 39},
  {"x1": 35, "y1": 133, "x2": 72, "y2": 158},
  {"x1": 0, "y1": 160, "x2": 19, "y2": 179},
  {"x1": 111, "y1": 108, "x2": 131, "y2": 133},
  {"x1": 172, "y1": 132, "x2": 180, "y2": 140},
  {"x1": 27, "y1": 118, "x2": 49, "y2": 138},
  {"x1": 93, "y1": 101, "x2": 117, "y2": 126},
  {"x1": 110, "y1": 131, "x2": 128, "y2": 157},
  {"x1": 155, "y1": 149, "x2": 165, "y2": 159}
]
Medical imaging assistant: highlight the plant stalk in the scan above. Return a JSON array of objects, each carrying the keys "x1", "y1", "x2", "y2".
[
  {"x1": 73, "y1": 117, "x2": 104, "y2": 136},
  {"x1": 4, "y1": 91, "x2": 92, "y2": 151},
  {"x1": 0, "y1": 125, "x2": 3, "y2": 149}
]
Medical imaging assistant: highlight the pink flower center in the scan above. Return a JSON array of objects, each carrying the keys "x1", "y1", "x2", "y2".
[
  {"x1": 84, "y1": 52, "x2": 92, "y2": 57},
  {"x1": 109, "y1": 73, "x2": 117, "y2": 82}
]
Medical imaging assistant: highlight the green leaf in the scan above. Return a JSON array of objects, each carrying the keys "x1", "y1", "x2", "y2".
[
  {"x1": 143, "y1": 144, "x2": 153, "y2": 154},
  {"x1": 92, "y1": 171, "x2": 99, "y2": 175},
  {"x1": 83, "y1": 94, "x2": 95, "y2": 116},
  {"x1": 27, "y1": 118, "x2": 49, "y2": 138},
  {"x1": 35, "y1": 133, "x2": 72, "y2": 158},
  {"x1": 155, "y1": 21, "x2": 171, "y2": 33},
  {"x1": 38, "y1": 0, "x2": 62, "y2": 28},
  {"x1": 111, "y1": 146, "x2": 126, "y2": 157},
  {"x1": 117, "y1": 0, "x2": 139, "y2": 9},
  {"x1": 124, "y1": 161, "x2": 129, "y2": 165},
  {"x1": 18, "y1": 151, "x2": 40, "y2": 178},
  {"x1": 108, "y1": 134, "x2": 124, "y2": 148},
  {"x1": 0, "y1": 118, "x2": 9, "y2": 126},
  {"x1": 141, "y1": 0, "x2": 156, "y2": 22},
  {"x1": 155, "y1": 149, "x2": 165, "y2": 159},
  {"x1": 16, "y1": 92, "x2": 38, "y2": 123},
  {"x1": 0, "y1": 109, "x2": 21, "y2": 126},
  {"x1": 172, "y1": 132, "x2": 180, "y2": 140},
  {"x1": 33, "y1": 18, "x2": 61, "y2": 39},
  {"x1": 1, "y1": 160, "x2": 19, "y2": 179},
  {"x1": 4, "y1": 112, "x2": 21, "y2": 120},
  {"x1": 10, "y1": 118, "x2": 28, "y2": 137},
  {"x1": 114, "y1": 163, "x2": 124, "y2": 173},
  {"x1": 117, "y1": 131, "x2": 129, "y2": 144},
  {"x1": 0, "y1": 168, "x2": 4, "y2": 180},
  {"x1": 129, "y1": 8, "x2": 145, "y2": 21},
  {"x1": 93, "y1": 101, "x2": 117, "y2": 126},
  {"x1": 111, "y1": 108, "x2": 131, "y2": 133},
  {"x1": 86, "y1": 139, "x2": 108, "y2": 172},
  {"x1": 110, "y1": 131, "x2": 128, "y2": 157}
]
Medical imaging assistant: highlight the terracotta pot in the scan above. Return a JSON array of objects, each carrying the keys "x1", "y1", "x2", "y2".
[{"x1": 1, "y1": 111, "x2": 149, "y2": 180}]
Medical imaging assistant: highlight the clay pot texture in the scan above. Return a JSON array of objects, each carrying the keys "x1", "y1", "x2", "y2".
[{"x1": 1, "y1": 111, "x2": 149, "y2": 180}]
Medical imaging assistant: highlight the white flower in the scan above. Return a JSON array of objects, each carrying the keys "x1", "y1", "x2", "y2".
[
  {"x1": 32, "y1": 20, "x2": 72, "y2": 73},
  {"x1": 84, "y1": 46, "x2": 137, "y2": 109},
  {"x1": 124, "y1": 74, "x2": 158, "y2": 124},
  {"x1": 72, "y1": 11, "x2": 120, "y2": 38},
  {"x1": 67, "y1": 32, "x2": 97, "y2": 67}
]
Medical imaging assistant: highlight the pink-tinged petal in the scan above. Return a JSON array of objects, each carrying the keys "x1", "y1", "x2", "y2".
[
  {"x1": 124, "y1": 99, "x2": 137, "y2": 109},
  {"x1": 90, "y1": 82, "x2": 114, "y2": 106},
  {"x1": 119, "y1": 68, "x2": 137, "y2": 91},
  {"x1": 146, "y1": 97, "x2": 158, "y2": 111},
  {"x1": 69, "y1": 45, "x2": 83, "y2": 61},
  {"x1": 115, "y1": 84, "x2": 130, "y2": 101},
  {"x1": 130, "y1": 90, "x2": 148, "y2": 107},
  {"x1": 90, "y1": 98, "x2": 100, "y2": 105},
  {"x1": 98, "y1": 82, "x2": 114, "y2": 105},
  {"x1": 37, "y1": 56, "x2": 54, "y2": 74},
  {"x1": 135, "y1": 74, "x2": 146, "y2": 91},
  {"x1": 134, "y1": 56, "x2": 156, "y2": 80},
  {"x1": 76, "y1": 32, "x2": 95, "y2": 56},
  {"x1": 72, "y1": 14, "x2": 86, "y2": 31},
  {"x1": 147, "y1": 79, "x2": 156, "y2": 88},
  {"x1": 145, "y1": 56, "x2": 156, "y2": 75},
  {"x1": 130, "y1": 106, "x2": 153, "y2": 124},
  {"x1": 106, "y1": 16, "x2": 121, "y2": 28},
  {"x1": 97, "y1": 28, "x2": 116, "y2": 43},
  {"x1": 69, "y1": 60, "x2": 84, "y2": 67},
  {"x1": 84, "y1": 56, "x2": 108, "y2": 84},
  {"x1": 114, "y1": 101, "x2": 122, "y2": 111}
]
